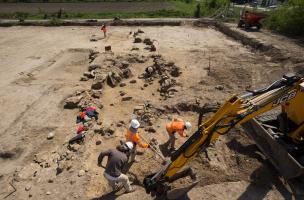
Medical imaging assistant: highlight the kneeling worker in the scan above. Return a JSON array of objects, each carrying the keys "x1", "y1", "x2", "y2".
[
  {"x1": 98, "y1": 142, "x2": 135, "y2": 193},
  {"x1": 166, "y1": 118, "x2": 191, "y2": 151},
  {"x1": 125, "y1": 119, "x2": 149, "y2": 162}
]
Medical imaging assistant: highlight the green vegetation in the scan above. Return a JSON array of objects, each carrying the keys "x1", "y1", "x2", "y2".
[
  {"x1": 15, "y1": 11, "x2": 28, "y2": 22},
  {"x1": 264, "y1": 0, "x2": 304, "y2": 36},
  {"x1": 0, "y1": 0, "x2": 160, "y2": 2},
  {"x1": 0, "y1": 0, "x2": 229, "y2": 19}
]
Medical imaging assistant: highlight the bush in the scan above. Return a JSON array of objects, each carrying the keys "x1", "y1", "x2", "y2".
[
  {"x1": 194, "y1": 3, "x2": 201, "y2": 18},
  {"x1": 265, "y1": 0, "x2": 304, "y2": 36},
  {"x1": 15, "y1": 12, "x2": 28, "y2": 22},
  {"x1": 50, "y1": 17, "x2": 63, "y2": 25}
]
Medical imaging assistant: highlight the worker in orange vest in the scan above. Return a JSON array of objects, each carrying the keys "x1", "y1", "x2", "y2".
[
  {"x1": 125, "y1": 119, "x2": 149, "y2": 162},
  {"x1": 101, "y1": 24, "x2": 107, "y2": 38},
  {"x1": 166, "y1": 118, "x2": 192, "y2": 151}
]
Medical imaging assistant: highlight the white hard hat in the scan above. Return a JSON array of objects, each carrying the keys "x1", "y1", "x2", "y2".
[
  {"x1": 131, "y1": 119, "x2": 140, "y2": 129},
  {"x1": 125, "y1": 142, "x2": 134, "y2": 150},
  {"x1": 185, "y1": 121, "x2": 192, "y2": 129}
]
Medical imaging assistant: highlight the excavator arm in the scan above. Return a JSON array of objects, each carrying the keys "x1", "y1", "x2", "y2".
[{"x1": 144, "y1": 73, "x2": 304, "y2": 197}]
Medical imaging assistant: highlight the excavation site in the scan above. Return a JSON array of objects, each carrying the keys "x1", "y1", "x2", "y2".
[{"x1": 0, "y1": 21, "x2": 303, "y2": 200}]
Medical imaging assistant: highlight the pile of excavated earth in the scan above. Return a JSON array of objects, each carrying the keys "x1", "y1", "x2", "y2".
[{"x1": 0, "y1": 22, "x2": 303, "y2": 200}]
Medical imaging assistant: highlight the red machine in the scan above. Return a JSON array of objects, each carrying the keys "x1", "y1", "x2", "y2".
[{"x1": 238, "y1": 10, "x2": 268, "y2": 30}]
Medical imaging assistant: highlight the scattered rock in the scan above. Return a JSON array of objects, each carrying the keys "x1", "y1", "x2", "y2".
[
  {"x1": 146, "y1": 127, "x2": 156, "y2": 133},
  {"x1": 107, "y1": 71, "x2": 122, "y2": 87},
  {"x1": 150, "y1": 45, "x2": 156, "y2": 52},
  {"x1": 134, "y1": 37, "x2": 142, "y2": 43},
  {"x1": 46, "y1": 191, "x2": 51, "y2": 195},
  {"x1": 121, "y1": 61, "x2": 130, "y2": 69},
  {"x1": 47, "y1": 132, "x2": 55, "y2": 140},
  {"x1": 91, "y1": 74, "x2": 106, "y2": 90},
  {"x1": 143, "y1": 38, "x2": 153, "y2": 45},
  {"x1": 122, "y1": 97, "x2": 132, "y2": 101},
  {"x1": 83, "y1": 71, "x2": 94, "y2": 79},
  {"x1": 93, "y1": 124, "x2": 103, "y2": 134},
  {"x1": 170, "y1": 66, "x2": 181, "y2": 77},
  {"x1": 215, "y1": 85, "x2": 224, "y2": 90},
  {"x1": 64, "y1": 96, "x2": 83, "y2": 109},
  {"x1": 144, "y1": 83, "x2": 148, "y2": 87},
  {"x1": 121, "y1": 68, "x2": 132, "y2": 78},
  {"x1": 146, "y1": 66, "x2": 154, "y2": 75},
  {"x1": 138, "y1": 29, "x2": 144, "y2": 33},
  {"x1": 134, "y1": 105, "x2": 144, "y2": 111},
  {"x1": 120, "y1": 91, "x2": 126, "y2": 96},
  {"x1": 78, "y1": 170, "x2": 85, "y2": 177},
  {"x1": 129, "y1": 80, "x2": 137, "y2": 84},
  {"x1": 96, "y1": 140, "x2": 101, "y2": 145},
  {"x1": 88, "y1": 64, "x2": 101, "y2": 71},
  {"x1": 68, "y1": 143, "x2": 81, "y2": 152},
  {"x1": 168, "y1": 93, "x2": 175, "y2": 98},
  {"x1": 56, "y1": 162, "x2": 66, "y2": 175},
  {"x1": 116, "y1": 121, "x2": 125, "y2": 127},
  {"x1": 80, "y1": 76, "x2": 89, "y2": 81},
  {"x1": 105, "y1": 46, "x2": 111, "y2": 51},
  {"x1": 119, "y1": 83, "x2": 127, "y2": 87},
  {"x1": 101, "y1": 127, "x2": 116, "y2": 136},
  {"x1": 25, "y1": 185, "x2": 32, "y2": 191},
  {"x1": 131, "y1": 47, "x2": 139, "y2": 51},
  {"x1": 91, "y1": 90, "x2": 102, "y2": 99}
]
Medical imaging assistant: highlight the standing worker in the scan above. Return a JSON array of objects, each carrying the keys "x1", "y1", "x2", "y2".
[
  {"x1": 166, "y1": 118, "x2": 191, "y2": 151},
  {"x1": 98, "y1": 142, "x2": 135, "y2": 193},
  {"x1": 125, "y1": 119, "x2": 149, "y2": 162},
  {"x1": 101, "y1": 24, "x2": 107, "y2": 38}
]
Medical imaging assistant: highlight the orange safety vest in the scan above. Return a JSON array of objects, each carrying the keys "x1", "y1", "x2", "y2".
[
  {"x1": 125, "y1": 127, "x2": 148, "y2": 148},
  {"x1": 166, "y1": 118, "x2": 186, "y2": 137},
  {"x1": 101, "y1": 26, "x2": 107, "y2": 33}
]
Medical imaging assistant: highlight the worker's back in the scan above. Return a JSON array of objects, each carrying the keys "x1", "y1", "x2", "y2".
[
  {"x1": 166, "y1": 118, "x2": 184, "y2": 134},
  {"x1": 103, "y1": 149, "x2": 127, "y2": 177}
]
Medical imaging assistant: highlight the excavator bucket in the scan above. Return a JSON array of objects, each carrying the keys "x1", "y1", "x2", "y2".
[{"x1": 242, "y1": 118, "x2": 304, "y2": 198}]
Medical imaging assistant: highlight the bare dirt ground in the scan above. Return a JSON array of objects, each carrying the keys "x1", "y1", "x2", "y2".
[{"x1": 0, "y1": 24, "x2": 303, "y2": 200}]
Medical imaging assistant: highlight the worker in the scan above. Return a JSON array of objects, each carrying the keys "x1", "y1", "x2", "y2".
[
  {"x1": 101, "y1": 24, "x2": 107, "y2": 38},
  {"x1": 98, "y1": 142, "x2": 135, "y2": 193},
  {"x1": 166, "y1": 118, "x2": 191, "y2": 151},
  {"x1": 125, "y1": 119, "x2": 149, "y2": 162}
]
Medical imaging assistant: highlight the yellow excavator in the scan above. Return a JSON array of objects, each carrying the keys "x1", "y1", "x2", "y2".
[{"x1": 143, "y1": 73, "x2": 304, "y2": 199}]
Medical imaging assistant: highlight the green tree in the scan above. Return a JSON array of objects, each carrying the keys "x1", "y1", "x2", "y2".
[{"x1": 194, "y1": 3, "x2": 201, "y2": 18}]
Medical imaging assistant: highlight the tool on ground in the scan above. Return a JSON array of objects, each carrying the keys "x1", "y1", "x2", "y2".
[
  {"x1": 143, "y1": 73, "x2": 304, "y2": 199},
  {"x1": 68, "y1": 131, "x2": 87, "y2": 144}
]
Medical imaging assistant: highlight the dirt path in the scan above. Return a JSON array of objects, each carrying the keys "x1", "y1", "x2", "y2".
[{"x1": 0, "y1": 25, "x2": 302, "y2": 200}]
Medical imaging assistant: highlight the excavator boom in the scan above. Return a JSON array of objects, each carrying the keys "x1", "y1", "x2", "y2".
[{"x1": 144, "y1": 73, "x2": 304, "y2": 198}]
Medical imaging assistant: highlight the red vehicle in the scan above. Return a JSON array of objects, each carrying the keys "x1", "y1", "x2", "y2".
[{"x1": 238, "y1": 10, "x2": 268, "y2": 30}]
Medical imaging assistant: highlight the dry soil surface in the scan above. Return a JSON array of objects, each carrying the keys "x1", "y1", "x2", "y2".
[{"x1": 0, "y1": 25, "x2": 303, "y2": 200}]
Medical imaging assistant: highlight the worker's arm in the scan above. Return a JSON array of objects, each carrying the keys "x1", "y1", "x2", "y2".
[
  {"x1": 138, "y1": 140, "x2": 149, "y2": 148},
  {"x1": 177, "y1": 129, "x2": 187, "y2": 137},
  {"x1": 97, "y1": 150, "x2": 111, "y2": 167}
]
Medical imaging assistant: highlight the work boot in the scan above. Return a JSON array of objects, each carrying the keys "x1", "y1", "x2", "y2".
[{"x1": 169, "y1": 147, "x2": 176, "y2": 152}]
